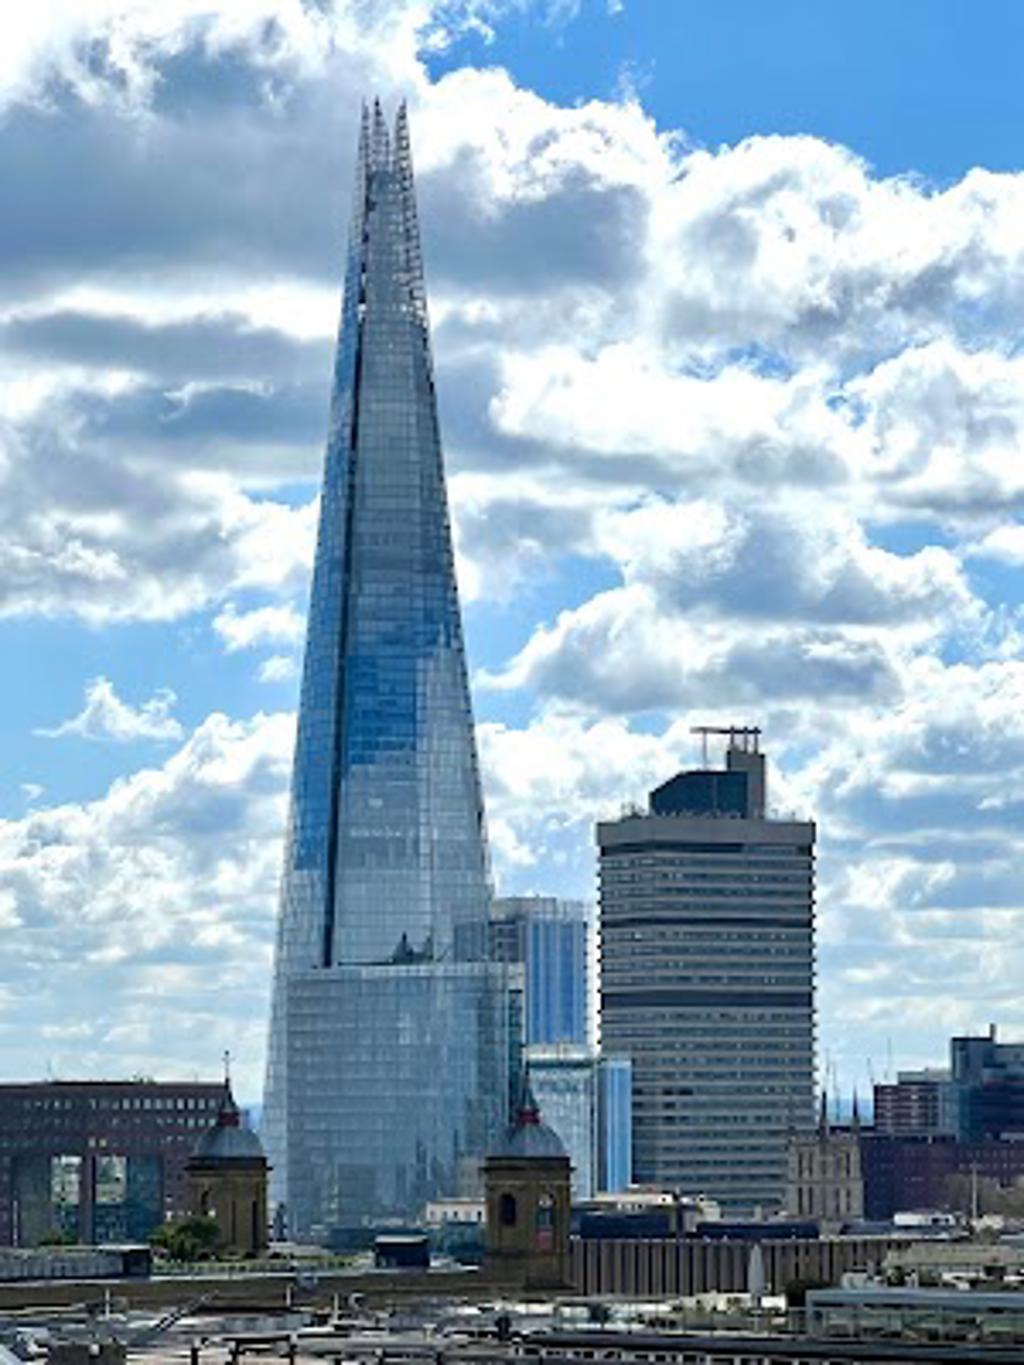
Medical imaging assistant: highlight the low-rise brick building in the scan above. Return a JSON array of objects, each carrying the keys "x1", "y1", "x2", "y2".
[{"x1": 0, "y1": 1080, "x2": 226, "y2": 1246}]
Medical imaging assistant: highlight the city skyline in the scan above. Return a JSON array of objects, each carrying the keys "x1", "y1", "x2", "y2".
[{"x1": 2, "y1": 2, "x2": 1024, "y2": 1103}]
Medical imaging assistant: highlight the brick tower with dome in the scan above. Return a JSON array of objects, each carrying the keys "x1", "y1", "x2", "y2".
[
  {"x1": 186, "y1": 1085, "x2": 268, "y2": 1256},
  {"x1": 483, "y1": 1072, "x2": 572, "y2": 1289}
]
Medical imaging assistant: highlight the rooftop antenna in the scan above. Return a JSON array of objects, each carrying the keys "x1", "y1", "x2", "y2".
[
  {"x1": 829, "y1": 1058, "x2": 840, "y2": 1125},
  {"x1": 690, "y1": 725, "x2": 762, "y2": 766},
  {"x1": 223, "y1": 1050, "x2": 232, "y2": 1092}
]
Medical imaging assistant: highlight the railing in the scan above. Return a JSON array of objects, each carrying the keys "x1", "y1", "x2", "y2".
[{"x1": 155, "y1": 1257, "x2": 358, "y2": 1278}]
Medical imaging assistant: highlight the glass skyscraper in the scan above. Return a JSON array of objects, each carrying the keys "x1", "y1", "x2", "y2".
[
  {"x1": 262, "y1": 103, "x2": 514, "y2": 1239},
  {"x1": 491, "y1": 897, "x2": 591, "y2": 1046}
]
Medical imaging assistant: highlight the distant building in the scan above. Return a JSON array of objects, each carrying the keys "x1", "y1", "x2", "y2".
[
  {"x1": 185, "y1": 1087, "x2": 268, "y2": 1256},
  {"x1": 526, "y1": 1047, "x2": 595, "y2": 1201},
  {"x1": 597, "y1": 728, "x2": 815, "y2": 1211},
  {"x1": 422, "y1": 1198, "x2": 485, "y2": 1226},
  {"x1": 861, "y1": 1133, "x2": 1024, "y2": 1220},
  {"x1": 491, "y1": 897, "x2": 591, "y2": 1046},
  {"x1": 574, "y1": 1187, "x2": 722, "y2": 1240},
  {"x1": 525, "y1": 1046, "x2": 633, "y2": 1201},
  {"x1": 0, "y1": 1080, "x2": 226, "y2": 1246},
  {"x1": 873, "y1": 1025, "x2": 1024, "y2": 1147},
  {"x1": 873, "y1": 1069, "x2": 956, "y2": 1137},
  {"x1": 784, "y1": 1097, "x2": 864, "y2": 1226},
  {"x1": 951, "y1": 1025, "x2": 1024, "y2": 1140}
]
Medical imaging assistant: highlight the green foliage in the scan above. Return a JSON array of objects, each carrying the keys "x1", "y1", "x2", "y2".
[
  {"x1": 150, "y1": 1214, "x2": 222, "y2": 1262},
  {"x1": 39, "y1": 1229, "x2": 77, "y2": 1247},
  {"x1": 784, "y1": 1276, "x2": 830, "y2": 1308}
]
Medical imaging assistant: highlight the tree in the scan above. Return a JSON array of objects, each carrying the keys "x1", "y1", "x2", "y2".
[
  {"x1": 945, "y1": 1172, "x2": 1024, "y2": 1218},
  {"x1": 39, "y1": 1229, "x2": 77, "y2": 1247},
  {"x1": 150, "y1": 1215, "x2": 222, "y2": 1262},
  {"x1": 784, "y1": 1277, "x2": 830, "y2": 1308}
]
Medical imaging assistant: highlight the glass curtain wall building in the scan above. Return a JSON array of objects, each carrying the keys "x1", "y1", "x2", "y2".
[
  {"x1": 526, "y1": 1048, "x2": 634, "y2": 1200},
  {"x1": 263, "y1": 103, "x2": 514, "y2": 1238},
  {"x1": 597, "y1": 1055, "x2": 633, "y2": 1193},
  {"x1": 491, "y1": 897, "x2": 591, "y2": 1046}
]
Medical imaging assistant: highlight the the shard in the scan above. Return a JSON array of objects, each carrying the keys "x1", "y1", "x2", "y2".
[{"x1": 262, "y1": 103, "x2": 515, "y2": 1239}]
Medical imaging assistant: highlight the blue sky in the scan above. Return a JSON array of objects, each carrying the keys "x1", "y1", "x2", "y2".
[
  {"x1": 2, "y1": 0, "x2": 1024, "y2": 1101},
  {"x1": 432, "y1": 1, "x2": 1024, "y2": 182}
]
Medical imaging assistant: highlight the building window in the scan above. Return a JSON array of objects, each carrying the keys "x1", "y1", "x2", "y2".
[
  {"x1": 499, "y1": 1193, "x2": 517, "y2": 1227},
  {"x1": 535, "y1": 1193, "x2": 554, "y2": 1250}
]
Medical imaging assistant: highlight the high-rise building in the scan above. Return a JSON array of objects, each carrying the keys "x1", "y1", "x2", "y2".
[
  {"x1": 491, "y1": 897, "x2": 591, "y2": 1046},
  {"x1": 262, "y1": 103, "x2": 515, "y2": 1238},
  {"x1": 597, "y1": 728, "x2": 815, "y2": 1212}
]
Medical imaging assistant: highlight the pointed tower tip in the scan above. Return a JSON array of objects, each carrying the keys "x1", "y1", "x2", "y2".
[
  {"x1": 371, "y1": 97, "x2": 390, "y2": 172},
  {"x1": 516, "y1": 1067, "x2": 541, "y2": 1126},
  {"x1": 393, "y1": 101, "x2": 412, "y2": 172}
]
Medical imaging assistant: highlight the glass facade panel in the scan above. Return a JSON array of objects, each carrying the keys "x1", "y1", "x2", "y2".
[
  {"x1": 491, "y1": 898, "x2": 591, "y2": 1046},
  {"x1": 263, "y1": 104, "x2": 512, "y2": 1236},
  {"x1": 527, "y1": 1047, "x2": 597, "y2": 1201},
  {"x1": 283, "y1": 963, "x2": 516, "y2": 1234},
  {"x1": 597, "y1": 1055, "x2": 633, "y2": 1193}
]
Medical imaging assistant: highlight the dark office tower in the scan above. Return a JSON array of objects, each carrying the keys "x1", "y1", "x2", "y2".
[
  {"x1": 263, "y1": 103, "x2": 513, "y2": 1239},
  {"x1": 597, "y1": 729, "x2": 815, "y2": 1212}
]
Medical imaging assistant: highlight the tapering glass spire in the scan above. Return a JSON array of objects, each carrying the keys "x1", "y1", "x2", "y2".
[{"x1": 262, "y1": 104, "x2": 513, "y2": 1237}]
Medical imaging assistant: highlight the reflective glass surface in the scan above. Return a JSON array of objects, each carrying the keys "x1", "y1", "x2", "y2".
[
  {"x1": 527, "y1": 1047, "x2": 598, "y2": 1201},
  {"x1": 283, "y1": 963, "x2": 514, "y2": 1234},
  {"x1": 596, "y1": 1055, "x2": 633, "y2": 1193},
  {"x1": 263, "y1": 105, "x2": 508, "y2": 1235},
  {"x1": 491, "y1": 898, "x2": 590, "y2": 1046}
]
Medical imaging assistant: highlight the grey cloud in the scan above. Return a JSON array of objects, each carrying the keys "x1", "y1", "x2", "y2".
[
  {"x1": 76, "y1": 379, "x2": 326, "y2": 472},
  {"x1": 0, "y1": 399, "x2": 314, "y2": 621},
  {"x1": 659, "y1": 146, "x2": 1024, "y2": 363},
  {"x1": 515, "y1": 622, "x2": 899, "y2": 715},
  {"x1": 645, "y1": 512, "x2": 975, "y2": 628},
  {"x1": 420, "y1": 154, "x2": 648, "y2": 295},
  {"x1": 456, "y1": 495, "x2": 596, "y2": 567},
  {"x1": 0, "y1": 78, "x2": 356, "y2": 300},
  {"x1": 1, "y1": 310, "x2": 328, "y2": 387},
  {"x1": 437, "y1": 353, "x2": 670, "y2": 483},
  {"x1": 824, "y1": 780, "x2": 1024, "y2": 843}
]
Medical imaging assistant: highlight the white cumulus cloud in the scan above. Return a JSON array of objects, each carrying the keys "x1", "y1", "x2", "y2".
[{"x1": 35, "y1": 676, "x2": 183, "y2": 743}]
